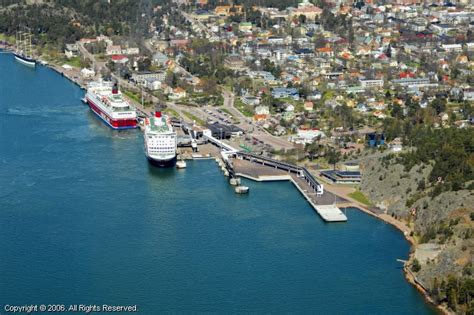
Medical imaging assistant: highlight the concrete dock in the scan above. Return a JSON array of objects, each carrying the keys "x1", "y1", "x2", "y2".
[{"x1": 232, "y1": 158, "x2": 348, "y2": 222}]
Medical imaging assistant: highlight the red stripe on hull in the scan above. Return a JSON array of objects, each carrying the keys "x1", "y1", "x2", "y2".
[{"x1": 87, "y1": 98, "x2": 136, "y2": 129}]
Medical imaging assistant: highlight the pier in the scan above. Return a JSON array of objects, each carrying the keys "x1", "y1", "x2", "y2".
[
  {"x1": 201, "y1": 136, "x2": 347, "y2": 222},
  {"x1": 231, "y1": 158, "x2": 348, "y2": 222}
]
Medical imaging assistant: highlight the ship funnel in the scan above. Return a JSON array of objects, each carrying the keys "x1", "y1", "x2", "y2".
[
  {"x1": 112, "y1": 82, "x2": 118, "y2": 94},
  {"x1": 155, "y1": 111, "x2": 162, "y2": 118}
]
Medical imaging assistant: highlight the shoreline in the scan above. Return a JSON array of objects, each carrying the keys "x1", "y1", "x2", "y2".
[
  {"x1": 2, "y1": 45, "x2": 447, "y2": 314},
  {"x1": 333, "y1": 194, "x2": 449, "y2": 314}
]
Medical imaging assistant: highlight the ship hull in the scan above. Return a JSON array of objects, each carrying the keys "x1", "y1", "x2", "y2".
[
  {"x1": 146, "y1": 155, "x2": 177, "y2": 168},
  {"x1": 14, "y1": 53, "x2": 36, "y2": 67},
  {"x1": 87, "y1": 98, "x2": 137, "y2": 130}
]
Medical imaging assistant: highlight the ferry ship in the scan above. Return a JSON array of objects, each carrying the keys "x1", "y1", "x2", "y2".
[
  {"x1": 85, "y1": 81, "x2": 137, "y2": 129},
  {"x1": 144, "y1": 111, "x2": 177, "y2": 167}
]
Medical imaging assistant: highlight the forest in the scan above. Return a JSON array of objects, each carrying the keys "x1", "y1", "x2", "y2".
[{"x1": 0, "y1": 0, "x2": 162, "y2": 47}]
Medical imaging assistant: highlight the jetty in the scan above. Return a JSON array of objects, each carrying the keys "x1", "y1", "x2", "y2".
[
  {"x1": 232, "y1": 157, "x2": 348, "y2": 222},
  {"x1": 204, "y1": 136, "x2": 348, "y2": 222}
]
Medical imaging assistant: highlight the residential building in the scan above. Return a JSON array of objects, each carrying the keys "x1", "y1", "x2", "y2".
[{"x1": 271, "y1": 87, "x2": 299, "y2": 100}]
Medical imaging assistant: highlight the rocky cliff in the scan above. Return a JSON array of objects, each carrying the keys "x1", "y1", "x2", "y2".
[{"x1": 360, "y1": 156, "x2": 473, "y2": 314}]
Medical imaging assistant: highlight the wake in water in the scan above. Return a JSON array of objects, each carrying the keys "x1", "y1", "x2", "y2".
[{"x1": 3, "y1": 105, "x2": 82, "y2": 117}]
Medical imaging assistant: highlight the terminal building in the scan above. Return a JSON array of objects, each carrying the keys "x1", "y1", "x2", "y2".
[{"x1": 320, "y1": 170, "x2": 361, "y2": 184}]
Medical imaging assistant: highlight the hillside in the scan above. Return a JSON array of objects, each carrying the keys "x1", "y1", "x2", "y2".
[{"x1": 360, "y1": 155, "x2": 474, "y2": 314}]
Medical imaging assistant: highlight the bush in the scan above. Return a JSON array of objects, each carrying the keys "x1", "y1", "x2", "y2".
[
  {"x1": 417, "y1": 180, "x2": 426, "y2": 191},
  {"x1": 420, "y1": 226, "x2": 437, "y2": 243},
  {"x1": 411, "y1": 258, "x2": 421, "y2": 273}
]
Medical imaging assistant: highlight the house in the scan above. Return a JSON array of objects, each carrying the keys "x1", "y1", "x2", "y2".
[
  {"x1": 80, "y1": 68, "x2": 95, "y2": 78},
  {"x1": 441, "y1": 44, "x2": 462, "y2": 52},
  {"x1": 431, "y1": 24, "x2": 455, "y2": 35},
  {"x1": 271, "y1": 87, "x2": 299, "y2": 100},
  {"x1": 356, "y1": 103, "x2": 368, "y2": 113},
  {"x1": 64, "y1": 43, "x2": 79, "y2": 58},
  {"x1": 316, "y1": 47, "x2": 334, "y2": 57},
  {"x1": 152, "y1": 52, "x2": 169, "y2": 66},
  {"x1": 304, "y1": 101, "x2": 314, "y2": 111},
  {"x1": 169, "y1": 87, "x2": 186, "y2": 100},
  {"x1": 289, "y1": 0, "x2": 322, "y2": 21},
  {"x1": 359, "y1": 79, "x2": 384, "y2": 88},
  {"x1": 254, "y1": 105, "x2": 270, "y2": 121},
  {"x1": 123, "y1": 47, "x2": 139, "y2": 55},
  {"x1": 239, "y1": 22, "x2": 253, "y2": 33},
  {"x1": 224, "y1": 55, "x2": 245, "y2": 70},
  {"x1": 144, "y1": 78, "x2": 162, "y2": 91},
  {"x1": 391, "y1": 77, "x2": 431, "y2": 87},
  {"x1": 463, "y1": 89, "x2": 474, "y2": 101},
  {"x1": 294, "y1": 128, "x2": 326, "y2": 144},
  {"x1": 111, "y1": 55, "x2": 129, "y2": 64},
  {"x1": 215, "y1": 5, "x2": 243, "y2": 16},
  {"x1": 106, "y1": 45, "x2": 122, "y2": 56},
  {"x1": 132, "y1": 71, "x2": 166, "y2": 85},
  {"x1": 170, "y1": 39, "x2": 189, "y2": 48},
  {"x1": 241, "y1": 95, "x2": 260, "y2": 106},
  {"x1": 307, "y1": 90, "x2": 322, "y2": 100}
]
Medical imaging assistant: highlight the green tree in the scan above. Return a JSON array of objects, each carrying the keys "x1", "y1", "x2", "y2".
[
  {"x1": 411, "y1": 258, "x2": 421, "y2": 272},
  {"x1": 430, "y1": 98, "x2": 447, "y2": 115},
  {"x1": 326, "y1": 148, "x2": 340, "y2": 170}
]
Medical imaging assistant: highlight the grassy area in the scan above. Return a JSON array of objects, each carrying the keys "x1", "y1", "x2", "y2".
[
  {"x1": 220, "y1": 108, "x2": 232, "y2": 115},
  {"x1": 123, "y1": 90, "x2": 141, "y2": 103},
  {"x1": 348, "y1": 189, "x2": 372, "y2": 207},
  {"x1": 234, "y1": 99, "x2": 254, "y2": 117},
  {"x1": 183, "y1": 111, "x2": 205, "y2": 126},
  {"x1": 64, "y1": 56, "x2": 82, "y2": 68},
  {"x1": 0, "y1": 33, "x2": 15, "y2": 44},
  {"x1": 163, "y1": 108, "x2": 179, "y2": 118},
  {"x1": 123, "y1": 89, "x2": 153, "y2": 108}
]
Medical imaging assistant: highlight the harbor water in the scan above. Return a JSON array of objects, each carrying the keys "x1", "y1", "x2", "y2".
[{"x1": 0, "y1": 53, "x2": 435, "y2": 314}]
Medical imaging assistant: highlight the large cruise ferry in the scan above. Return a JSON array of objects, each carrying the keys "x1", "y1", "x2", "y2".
[
  {"x1": 144, "y1": 111, "x2": 177, "y2": 167},
  {"x1": 85, "y1": 81, "x2": 137, "y2": 129}
]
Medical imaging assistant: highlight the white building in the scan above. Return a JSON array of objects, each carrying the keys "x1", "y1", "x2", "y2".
[
  {"x1": 106, "y1": 45, "x2": 122, "y2": 56},
  {"x1": 360, "y1": 79, "x2": 384, "y2": 88},
  {"x1": 80, "y1": 68, "x2": 95, "y2": 78},
  {"x1": 144, "y1": 78, "x2": 162, "y2": 91}
]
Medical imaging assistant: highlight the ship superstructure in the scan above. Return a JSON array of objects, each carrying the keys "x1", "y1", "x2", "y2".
[
  {"x1": 85, "y1": 81, "x2": 137, "y2": 129},
  {"x1": 144, "y1": 111, "x2": 177, "y2": 167}
]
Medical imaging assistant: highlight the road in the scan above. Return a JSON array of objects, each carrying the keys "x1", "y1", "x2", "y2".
[
  {"x1": 77, "y1": 42, "x2": 105, "y2": 76},
  {"x1": 221, "y1": 89, "x2": 294, "y2": 151},
  {"x1": 143, "y1": 39, "x2": 195, "y2": 80},
  {"x1": 78, "y1": 40, "x2": 293, "y2": 150},
  {"x1": 181, "y1": 11, "x2": 212, "y2": 38}
]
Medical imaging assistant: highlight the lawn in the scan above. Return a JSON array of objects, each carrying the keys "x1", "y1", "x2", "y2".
[
  {"x1": 163, "y1": 108, "x2": 179, "y2": 118},
  {"x1": 348, "y1": 189, "x2": 372, "y2": 206},
  {"x1": 0, "y1": 33, "x2": 15, "y2": 44},
  {"x1": 183, "y1": 111, "x2": 205, "y2": 126},
  {"x1": 234, "y1": 99, "x2": 254, "y2": 117},
  {"x1": 64, "y1": 56, "x2": 82, "y2": 68},
  {"x1": 122, "y1": 90, "x2": 141, "y2": 103}
]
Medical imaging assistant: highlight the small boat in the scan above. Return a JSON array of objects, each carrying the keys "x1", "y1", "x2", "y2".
[
  {"x1": 229, "y1": 177, "x2": 241, "y2": 186},
  {"x1": 176, "y1": 160, "x2": 187, "y2": 169},
  {"x1": 235, "y1": 186, "x2": 249, "y2": 194}
]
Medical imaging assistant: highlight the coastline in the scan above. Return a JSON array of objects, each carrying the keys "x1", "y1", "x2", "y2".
[
  {"x1": 2, "y1": 44, "x2": 445, "y2": 314},
  {"x1": 322, "y1": 183, "x2": 449, "y2": 315}
]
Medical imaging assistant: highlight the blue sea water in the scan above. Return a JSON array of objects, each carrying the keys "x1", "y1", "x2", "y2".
[{"x1": 0, "y1": 53, "x2": 435, "y2": 314}]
